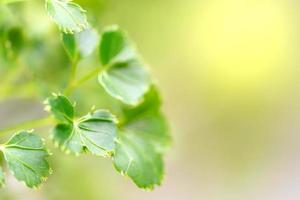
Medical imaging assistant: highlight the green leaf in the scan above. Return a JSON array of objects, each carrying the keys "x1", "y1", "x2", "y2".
[
  {"x1": 0, "y1": 167, "x2": 4, "y2": 188},
  {"x1": 98, "y1": 26, "x2": 151, "y2": 105},
  {"x1": 62, "y1": 32, "x2": 77, "y2": 61},
  {"x1": 52, "y1": 110, "x2": 117, "y2": 157},
  {"x1": 75, "y1": 28, "x2": 99, "y2": 57},
  {"x1": 61, "y1": 28, "x2": 99, "y2": 61},
  {"x1": 122, "y1": 87, "x2": 171, "y2": 153},
  {"x1": 45, "y1": 94, "x2": 74, "y2": 123},
  {"x1": 99, "y1": 25, "x2": 136, "y2": 65},
  {"x1": 113, "y1": 131, "x2": 164, "y2": 189},
  {"x1": 52, "y1": 123, "x2": 82, "y2": 154},
  {"x1": 46, "y1": 0, "x2": 88, "y2": 33},
  {"x1": 113, "y1": 88, "x2": 170, "y2": 188},
  {"x1": 99, "y1": 59, "x2": 151, "y2": 105},
  {"x1": 122, "y1": 86, "x2": 161, "y2": 117},
  {"x1": 0, "y1": 131, "x2": 51, "y2": 188},
  {"x1": 78, "y1": 110, "x2": 118, "y2": 156}
]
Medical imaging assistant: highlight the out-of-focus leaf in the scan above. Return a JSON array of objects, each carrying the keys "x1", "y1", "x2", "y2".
[
  {"x1": 0, "y1": 26, "x2": 25, "y2": 60},
  {"x1": 113, "y1": 131, "x2": 164, "y2": 189},
  {"x1": 62, "y1": 32, "x2": 77, "y2": 62},
  {"x1": 99, "y1": 25, "x2": 136, "y2": 65},
  {"x1": 46, "y1": 0, "x2": 88, "y2": 33},
  {"x1": 122, "y1": 87, "x2": 171, "y2": 153},
  {"x1": 99, "y1": 59, "x2": 151, "y2": 105},
  {"x1": 7, "y1": 27, "x2": 24, "y2": 54},
  {"x1": 76, "y1": 28, "x2": 99, "y2": 57},
  {"x1": 1, "y1": 131, "x2": 51, "y2": 188},
  {"x1": 61, "y1": 28, "x2": 98, "y2": 61},
  {"x1": 113, "y1": 87, "x2": 170, "y2": 188}
]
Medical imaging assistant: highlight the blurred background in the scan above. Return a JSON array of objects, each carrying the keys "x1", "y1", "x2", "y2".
[{"x1": 1, "y1": 0, "x2": 300, "y2": 199}]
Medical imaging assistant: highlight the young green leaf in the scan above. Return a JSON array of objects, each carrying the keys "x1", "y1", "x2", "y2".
[
  {"x1": 50, "y1": 107, "x2": 118, "y2": 157},
  {"x1": 45, "y1": 94, "x2": 74, "y2": 123},
  {"x1": 78, "y1": 110, "x2": 118, "y2": 156},
  {"x1": 0, "y1": 131, "x2": 51, "y2": 188},
  {"x1": 98, "y1": 26, "x2": 151, "y2": 105},
  {"x1": 122, "y1": 87, "x2": 171, "y2": 153},
  {"x1": 0, "y1": 167, "x2": 4, "y2": 188},
  {"x1": 99, "y1": 59, "x2": 151, "y2": 105},
  {"x1": 46, "y1": 0, "x2": 88, "y2": 33},
  {"x1": 75, "y1": 28, "x2": 99, "y2": 57},
  {"x1": 113, "y1": 88, "x2": 170, "y2": 188},
  {"x1": 99, "y1": 25, "x2": 136, "y2": 65},
  {"x1": 113, "y1": 131, "x2": 164, "y2": 189},
  {"x1": 52, "y1": 123, "x2": 82, "y2": 154},
  {"x1": 62, "y1": 32, "x2": 77, "y2": 62},
  {"x1": 61, "y1": 28, "x2": 99, "y2": 61}
]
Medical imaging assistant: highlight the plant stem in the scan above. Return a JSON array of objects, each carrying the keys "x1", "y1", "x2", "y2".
[
  {"x1": 64, "y1": 67, "x2": 103, "y2": 95},
  {"x1": 0, "y1": 116, "x2": 54, "y2": 136},
  {"x1": 75, "y1": 67, "x2": 103, "y2": 88}
]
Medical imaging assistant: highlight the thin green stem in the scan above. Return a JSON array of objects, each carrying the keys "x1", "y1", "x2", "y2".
[
  {"x1": 64, "y1": 66, "x2": 103, "y2": 95},
  {"x1": 0, "y1": 116, "x2": 54, "y2": 136},
  {"x1": 75, "y1": 67, "x2": 103, "y2": 88}
]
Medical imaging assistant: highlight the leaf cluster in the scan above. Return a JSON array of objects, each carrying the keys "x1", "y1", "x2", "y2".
[{"x1": 0, "y1": 0, "x2": 171, "y2": 190}]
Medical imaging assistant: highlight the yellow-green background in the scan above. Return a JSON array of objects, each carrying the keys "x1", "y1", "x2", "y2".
[{"x1": 1, "y1": 0, "x2": 300, "y2": 199}]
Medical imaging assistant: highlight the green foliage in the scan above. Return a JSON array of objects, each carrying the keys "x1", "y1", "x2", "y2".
[
  {"x1": 62, "y1": 33, "x2": 77, "y2": 62},
  {"x1": 0, "y1": 26, "x2": 24, "y2": 60},
  {"x1": 113, "y1": 131, "x2": 164, "y2": 189},
  {"x1": 62, "y1": 28, "x2": 99, "y2": 61},
  {"x1": 99, "y1": 26, "x2": 136, "y2": 65},
  {"x1": 112, "y1": 87, "x2": 170, "y2": 188},
  {"x1": 0, "y1": 131, "x2": 51, "y2": 188},
  {"x1": 98, "y1": 26, "x2": 151, "y2": 105},
  {"x1": 45, "y1": 93, "x2": 168, "y2": 188},
  {"x1": 46, "y1": 0, "x2": 88, "y2": 33},
  {"x1": 75, "y1": 28, "x2": 99, "y2": 58},
  {"x1": 99, "y1": 60, "x2": 151, "y2": 105},
  {"x1": 77, "y1": 110, "x2": 117, "y2": 156},
  {"x1": 6, "y1": 27, "x2": 24, "y2": 56},
  {"x1": 122, "y1": 87, "x2": 171, "y2": 153},
  {"x1": 46, "y1": 94, "x2": 118, "y2": 156},
  {"x1": 46, "y1": 94, "x2": 74, "y2": 123},
  {"x1": 0, "y1": 0, "x2": 171, "y2": 191}
]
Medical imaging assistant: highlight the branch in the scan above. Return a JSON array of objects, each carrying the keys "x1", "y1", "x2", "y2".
[{"x1": 64, "y1": 67, "x2": 103, "y2": 95}]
